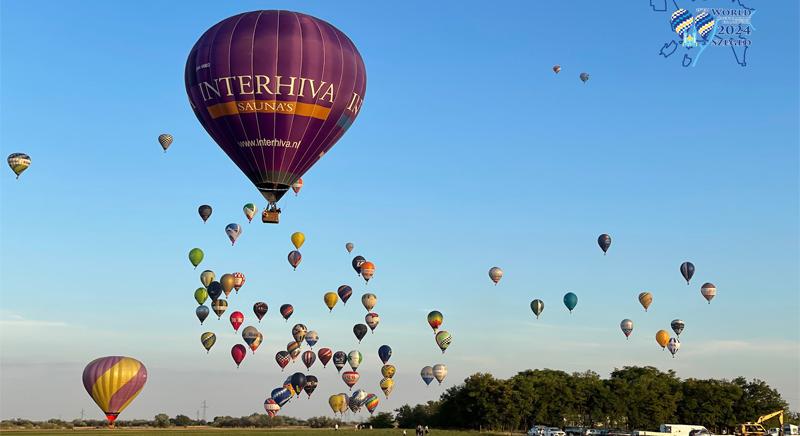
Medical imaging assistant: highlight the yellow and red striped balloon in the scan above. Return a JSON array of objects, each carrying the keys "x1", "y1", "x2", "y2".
[{"x1": 82, "y1": 356, "x2": 147, "y2": 424}]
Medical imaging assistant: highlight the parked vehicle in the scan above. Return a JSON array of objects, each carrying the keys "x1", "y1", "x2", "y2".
[
  {"x1": 735, "y1": 423, "x2": 768, "y2": 436},
  {"x1": 547, "y1": 428, "x2": 566, "y2": 436},
  {"x1": 566, "y1": 427, "x2": 585, "y2": 436},
  {"x1": 634, "y1": 424, "x2": 711, "y2": 436},
  {"x1": 783, "y1": 425, "x2": 799, "y2": 436},
  {"x1": 585, "y1": 430, "x2": 606, "y2": 436},
  {"x1": 528, "y1": 426, "x2": 548, "y2": 436}
]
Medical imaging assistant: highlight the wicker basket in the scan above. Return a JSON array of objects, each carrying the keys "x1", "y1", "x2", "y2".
[{"x1": 262, "y1": 210, "x2": 280, "y2": 224}]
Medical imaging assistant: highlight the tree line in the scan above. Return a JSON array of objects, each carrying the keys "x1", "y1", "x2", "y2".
[{"x1": 395, "y1": 366, "x2": 797, "y2": 432}]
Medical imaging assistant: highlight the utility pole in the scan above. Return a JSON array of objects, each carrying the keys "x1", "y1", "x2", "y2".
[
  {"x1": 80, "y1": 409, "x2": 85, "y2": 421},
  {"x1": 201, "y1": 400, "x2": 208, "y2": 422}
]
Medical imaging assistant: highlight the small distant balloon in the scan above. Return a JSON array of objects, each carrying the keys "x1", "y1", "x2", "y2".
[
  {"x1": 378, "y1": 345, "x2": 392, "y2": 364},
  {"x1": 304, "y1": 375, "x2": 318, "y2": 398},
  {"x1": 225, "y1": 223, "x2": 242, "y2": 245},
  {"x1": 680, "y1": 262, "x2": 695, "y2": 285},
  {"x1": 306, "y1": 331, "x2": 319, "y2": 348},
  {"x1": 200, "y1": 270, "x2": 215, "y2": 287},
  {"x1": 264, "y1": 398, "x2": 280, "y2": 418},
  {"x1": 318, "y1": 348, "x2": 333, "y2": 367},
  {"x1": 157, "y1": 134, "x2": 173, "y2": 152},
  {"x1": 280, "y1": 304, "x2": 294, "y2": 321},
  {"x1": 292, "y1": 323, "x2": 308, "y2": 343},
  {"x1": 302, "y1": 350, "x2": 316, "y2": 370},
  {"x1": 365, "y1": 393, "x2": 380, "y2": 415},
  {"x1": 242, "y1": 326, "x2": 260, "y2": 348},
  {"x1": 353, "y1": 324, "x2": 368, "y2": 343},
  {"x1": 671, "y1": 319, "x2": 685, "y2": 337},
  {"x1": 275, "y1": 351, "x2": 291, "y2": 371},
  {"x1": 563, "y1": 292, "x2": 578, "y2": 313},
  {"x1": 597, "y1": 234, "x2": 611, "y2": 254},
  {"x1": 212, "y1": 299, "x2": 228, "y2": 319},
  {"x1": 433, "y1": 364, "x2": 448, "y2": 385},
  {"x1": 288, "y1": 250, "x2": 302, "y2": 270},
  {"x1": 243, "y1": 203, "x2": 257, "y2": 223},
  {"x1": 207, "y1": 281, "x2": 222, "y2": 301},
  {"x1": 198, "y1": 205, "x2": 212, "y2": 223},
  {"x1": 380, "y1": 377, "x2": 394, "y2": 398},
  {"x1": 332, "y1": 351, "x2": 347, "y2": 373},
  {"x1": 365, "y1": 312, "x2": 380, "y2": 333},
  {"x1": 196, "y1": 305, "x2": 209, "y2": 324},
  {"x1": 345, "y1": 242, "x2": 354, "y2": 253},
  {"x1": 253, "y1": 302, "x2": 268, "y2": 322},
  {"x1": 701, "y1": 282, "x2": 716, "y2": 303},
  {"x1": 188, "y1": 248, "x2": 204, "y2": 268},
  {"x1": 291, "y1": 232, "x2": 305, "y2": 249},
  {"x1": 530, "y1": 299, "x2": 544, "y2": 319},
  {"x1": 342, "y1": 371, "x2": 359, "y2": 390},
  {"x1": 201, "y1": 332, "x2": 216, "y2": 353},
  {"x1": 231, "y1": 272, "x2": 245, "y2": 293},
  {"x1": 435, "y1": 330, "x2": 452, "y2": 353},
  {"x1": 7, "y1": 153, "x2": 31, "y2": 179},
  {"x1": 427, "y1": 310, "x2": 443, "y2": 332},
  {"x1": 656, "y1": 330, "x2": 670, "y2": 349},
  {"x1": 290, "y1": 372, "x2": 306, "y2": 396},
  {"x1": 292, "y1": 178, "x2": 303, "y2": 196},
  {"x1": 667, "y1": 337, "x2": 681, "y2": 357},
  {"x1": 338, "y1": 285, "x2": 353, "y2": 304},
  {"x1": 194, "y1": 288, "x2": 208, "y2": 305},
  {"x1": 488, "y1": 266, "x2": 504, "y2": 285},
  {"x1": 580, "y1": 72, "x2": 590, "y2": 83},
  {"x1": 381, "y1": 364, "x2": 396, "y2": 379},
  {"x1": 352, "y1": 256, "x2": 366, "y2": 275},
  {"x1": 420, "y1": 366, "x2": 434, "y2": 386},
  {"x1": 231, "y1": 344, "x2": 247, "y2": 368},
  {"x1": 553, "y1": 65, "x2": 562, "y2": 74},
  {"x1": 229, "y1": 311, "x2": 244, "y2": 333},
  {"x1": 620, "y1": 319, "x2": 634, "y2": 339},
  {"x1": 638, "y1": 292, "x2": 653, "y2": 312},
  {"x1": 347, "y1": 350, "x2": 363, "y2": 371},
  {"x1": 362, "y1": 293, "x2": 377, "y2": 312},
  {"x1": 220, "y1": 273, "x2": 235, "y2": 298},
  {"x1": 361, "y1": 261, "x2": 375, "y2": 283}
]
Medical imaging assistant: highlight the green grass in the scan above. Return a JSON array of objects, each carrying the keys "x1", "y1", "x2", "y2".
[{"x1": 0, "y1": 429, "x2": 495, "y2": 436}]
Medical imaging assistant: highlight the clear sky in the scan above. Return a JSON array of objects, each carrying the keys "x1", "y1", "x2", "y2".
[{"x1": 1, "y1": 0, "x2": 798, "y2": 422}]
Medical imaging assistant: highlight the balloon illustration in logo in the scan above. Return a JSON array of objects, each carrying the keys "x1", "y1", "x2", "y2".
[
  {"x1": 694, "y1": 11, "x2": 716, "y2": 39},
  {"x1": 185, "y1": 11, "x2": 367, "y2": 219},
  {"x1": 670, "y1": 9, "x2": 695, "y2": 38},
  {"x1": 82, "y1": 356, "x2": 147, "y2": 425}
]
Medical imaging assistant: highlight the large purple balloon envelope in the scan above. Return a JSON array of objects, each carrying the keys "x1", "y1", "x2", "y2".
[{"x1": 185, "y1": 10, "x2": 367, "y2": 209}]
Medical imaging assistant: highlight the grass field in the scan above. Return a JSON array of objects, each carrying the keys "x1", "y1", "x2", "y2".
[{"x1": 0, "y1": 429, "x2": 491, "y2": 436}]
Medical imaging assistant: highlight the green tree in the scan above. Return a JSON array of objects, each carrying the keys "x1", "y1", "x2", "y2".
[
  {"x1": 172, "y1": 414, "x2": 192, "y2": 426},
  {"x1": 732, "y1": 378, "x2": 789, "y2": 423},
  {"x1": 607, "y1": 366, "x2": 682, "y2": 430},
  {"x1": 153, "y1": 414, "x2": 170, "y2": 428},
  {"x1": 368, "y1": 412, "x2": 395, "y2": 428}
]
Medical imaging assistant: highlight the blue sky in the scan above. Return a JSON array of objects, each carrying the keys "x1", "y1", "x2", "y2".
[{"x1": 1, "y1": 0, "x2": 798, "y2": 422}]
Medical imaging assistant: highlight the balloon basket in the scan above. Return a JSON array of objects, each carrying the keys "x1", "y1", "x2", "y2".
[{"x1": 262, "y1": 210, "x2": 280, "y2": 224}]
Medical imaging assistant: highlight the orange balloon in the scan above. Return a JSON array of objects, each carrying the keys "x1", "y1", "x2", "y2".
[
  {"x1": 638, "y1": 292, "x2": 653, "y2": 312},
  {"x1": 361, "y1": 261, "x2": 376, "y2": 282},
  {"x1": 655, "y1": 330, "x2": 670, "y2": 349}
]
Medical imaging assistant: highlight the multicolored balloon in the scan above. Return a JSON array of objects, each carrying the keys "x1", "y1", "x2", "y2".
[
  {"x1": 271, "y1": 387, "x2": 292, "y2": 407},
  {"x1": 364, "y1": 393, "x2": 380, "y2": 415},
  {"x1": 292, "y1": 323, "x2": 308, "y2": 343},
  {"x1": 488, "y1": 266, "x2": 503, "y2": 285},
  {"x1": 157, "y1": 133, "x2": 173, "y2": 152},
  {"x1": 381, "y1": 364, "x2": 396, "y2": 379},
  {"x1": 433, "y1": 364, "x2": 448, "y2": 385},
  {"x1": 225, "y1": 223, "x2": 242, "y2": 245},
  {"x1": 287, "y1": 341, "x2": 302, "y2": 361},
  {"x1": 680, "y1": 261, "x2": 695, "y2": 285},
  {"x1": 263, "y1": 398, "x2": 280, "y2": 418},
  {"x1": 249, "y1": 332, "x2": 263, "y2": 354},
  {"x1": 280, "y1": 304, "x2": 294, "y2": 321},
  {"x1": 420, "y1": 366, "x2": 434, "y2": 386},
  {"x1": 563, "y1": 292, "x2": 578, "y2": 313},
  {"x1": 82, "y1": 356, "x2": 147, "y2": 425},
  {"x1": 229, "y1": 311, "x2": 244, "y2": 333},
  {"x1": 212, "y1": 299, "x2": 228, "y2": 319},
  {"x1": 232, "y1": 272, "x2": 245, "y2": 293},
  {"x1": 290, "y1": 372, "x2": 306, "y2": 396},
  {"x1": 231, "y1": 344, "x2": 247, "y2": 367},
  {"x1": 324, "y1": 292, "x2": 339, "y2": 312},
  {"x1": 306, "y1": 330, "x2": 319, "y2": 348},
  {"x1": 288, "y1": 250, "x2": 302, "y2": 270},
  {"x1": 201, "y1": 332, "x2": 216, "y2": 353},
  {"x1": 304, "y1": 375, "x2": 318, "y2": 398},
  {"x1": 194, "y1": 288, "x2": 208, "y2": 305},
  {"x1": 435, "y1": 330, "x2": 452, "y2": 353},
  {"x1": 338, "y1": 285, "x2": 353, "y2": 304},
  {"x1": 188, "y1": 248, "x2": 204, "y2": 268},
  {"x1": 243, "y1": 203, "x2": 257, "y2": 223},
  {"x1": 342, "y1": 371, "x2": 360, "y2": 390},
  {"x1": 318, "y1": 348, "x2": 333, "y2": 367},
  {"x1": 362, "y1": 293, "x2": 377, "y2": 312},
  {"x1": 378, "y1": 345, "x2": 392, "y2": 364},
  {"x1": 196, "y1": 305, "x2": 209, "y2": 324},
  {"x1": 198, "y1": 205, "x2": 212, "y2": 223},
  {"x1": 275, "y1": 351, "x2": 291, "y2": 371},
  {"x1": 361, "y1": 261, "x2": 376, "y2": 283},
  {"x1": 242, "y1": 326, "x2": 260, "y2": 348},
  {"x1": 670, "y1": 8, "x2": 695, "y2": 38},
  {"x1": 292, "y1": 178, "x2": 304, "y2": 196},
  {"x1": 200, "y1": 270, "x2": 215, "y2": 287},
  {"x1": 7, "y1": 153, "x2": 31, "y2": 179},
  {"x1": 656, "y1": 330, "x2": 670, "y2": 349},
  {"x1": 620, "y1": 319, "x2": 634, "y2": 339},
  {"x1": 671, "y1": 319, "x2": 685, "y2": 337},
  {"x1": 333, "y1": 351, "x2": 347, "y2": 372},
  {"x1": 427, "y1": 310, "x2": 443, "y2": 332},
  {"x1": 701, "y1": 282, "x2": 716, "y2": 303},
  {"x1": 695, "y1": 11, "x2": 716, "y2": 39},
  {"x1": 253, "y1": 302, "x2": 268, "y2": 322},
  {"x1": 638, "y1": 292, "x2": 653, "y2": 312},
  {"x1": 380, "y1": 377, "x2": 394, "y2": 398},
  {"x1": 530, "y1": 299, "x2": 544, "y2": 319},
  {"x1": 365, "y1": 313, "x2": 380, "y2": 333},
  {"x1": 291, "y1": 232, "x2": 305, "y2": 249},
  {"x1": 347, "y1": 350, "x2": 363, "y2": 371}
]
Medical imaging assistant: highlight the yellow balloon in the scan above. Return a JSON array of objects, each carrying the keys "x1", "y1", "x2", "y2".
[
  {"x1": 656, "y1": 330, "x2": 670, "y2": 349},
  {"x1": 638, "y1": 292, "x2": 653, "y2": 311},
  {"x1": 324, "y1": 292, "x2": 339, "y2": 312},
  {"x1": 328, "y1": 394, "x2": 345, "y2": 414},
  {"x1": 291, "y1": 232, "x2": 305, "y2": 249},
  {"x1": 380, "y1": 377, "x2": 395, "y2": 398},
  {"x1": 220, "y1": 274, "x2": 235, "y2": 297}
]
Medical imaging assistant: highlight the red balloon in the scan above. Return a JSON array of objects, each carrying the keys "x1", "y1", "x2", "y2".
[
  {"x1": 229, "y1": 311, "x2": 244, "y2": 333},
  {"x1": 231, "y1": 344, "x2": 247, "y2": 368},
  {"x1": 318, "y1": 347, "x2": 333, "y2": 367}
]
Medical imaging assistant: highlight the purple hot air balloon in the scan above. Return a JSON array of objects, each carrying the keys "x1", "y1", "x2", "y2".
[
  {"x1": 185, "y1": 11, "x2": 367, "y2": 222},
  {"x1": 82, "y1": 356, "x2": 148, "y2": 425}
]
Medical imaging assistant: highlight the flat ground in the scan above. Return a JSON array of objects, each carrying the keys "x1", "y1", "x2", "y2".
[{"x1": 0, "y1": 430, "x2": 489, "y2": 436}]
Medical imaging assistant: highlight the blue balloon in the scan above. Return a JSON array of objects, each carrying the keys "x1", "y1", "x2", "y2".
[
  {"x1": 271, "y1": 387, "x2": 292, "y2": 407},
  {"x1": 195, "y1": 305, "x2": 209, "y2": 324},
  {"x1": 378, "y1": 345, "x2": 392, "y2": 364},
  {"x1": 694, "y1": 11, "x2": 715, "y2": 39},
  {"x1": 563, "y1": 292, "x2": 578, "y2": 313}
]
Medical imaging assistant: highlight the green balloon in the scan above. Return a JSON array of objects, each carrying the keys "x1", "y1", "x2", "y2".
[
  {"x1": 194, "y1": 287, "x2": 208, "y2": 305},
  {"x1": 188, "y1": 248, "x2": 204, "y2": 268}
]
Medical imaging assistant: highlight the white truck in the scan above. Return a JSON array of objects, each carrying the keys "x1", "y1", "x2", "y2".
[{"x1": 633, "y1": 424, "x2": 712, "y2": 436}]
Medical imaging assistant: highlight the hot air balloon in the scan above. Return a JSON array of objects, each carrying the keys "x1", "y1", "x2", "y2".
[
  {"x1": 530, "y1": 299, "x2": 544, "y2": 319},
  {"x1": 225, "y1": 223, "x2": 242, "y2": 245},
  {"x1": 553, "y1": 65, "x2": 562, "y2": 74},
  {"x1": 198, "y1": 205, "x2": 212, "y2": 223},
  {"x1": 701, "y1": 282, "x2": 716, "y2": 303},
  {"x1": 287, "y1": 341, "x2": 302, "y2": 361},
  {"x1": 292, "y1": 324, "x2": 308, "y2": 343},
  {"x1": 242, "y1": 326, "x2": 260, "y2": 347},
  {"x1": 671, "y1": 319, "x2": 685, "y2": 337},
  {"x1": 342, "y1": 371, "x2": 360, "y2": 390},
  {"x1": 275, "y1": 351, "x2": 291, "y2": 371},
  {"x1": 196, "y1": 305, "x2": 210, "y2": 324},
  {"x1": 292, "y1": 178, "x2": 304, "y2": 196},
  {"x1": 638, "y1": 292, "x2": 653, "y2": 312},
  {"x1": 158, "y1": 134, "x2": 173, "y2": 152},
  {"x1": 348, "y1": 393, "x2": 363, "y2": 413},
  {"x1": 290, "y1": 372, "x2": 306, "y2": 396},
  {"x1": 194, "y1": 288, "x2": 208, "y2": 305},
  {"x1": 264, "y1": 398, "x2": 280, "y2": 418},
  {"x1": 207, "y1": 281, "x2": 222, "y2": 301},
  {"x1": 185, "y1": 11, "x2": 367, "y2": 222},
  {"x1": 352, "y1": 256, "x2": 366, "y2": 275},
  {"x1": 361, "y1": 261, "x2": 375, "y2": 283},
  {"x1": 667, "y1": 337, "x2": 681, "y2": 357},
  {"x1": 345, "y1": 242, "x2": 354, "y2": 253},
  {"x1": 271, "y1": 387, "x2": 292, "y2": 407},
  {"x1": 249, "y1": 332, "x2": 263, "y2": 354},
  {"x1": 433, "y1": 364, "x2": 448, "y2": 385},
  {"x1": 232, "y1": 272, "x2": 245, "y2": 293},
  {"x1": 212, "y1": 299, "x2": 228, "y2": 319},
  {"x1": 338, "y1": 285, "x2": 353, "y2": 304},
  {"x1": 695, "y1": 11, "x2": 716, "y2": 39},
  {"x1": 188, "y1": 248, "x2": 204, "y2": 268},
  {"x1": 280, "y1": 304, "x2": 294, "y2": 321},
  {"x1": 365, "y1": 313, "x2": 380, "y2": 333},
  {"x1": 324, "y1": 292, "x2": 339, "y2": 312},
  {"x1": 420, "y1": 366, "x2": 434, "y2": 386},
  {"x1": 7, "y1": 153, "x2": 31, "y2": 179},
  {"x1": 353, "y1": 324, "x2": 368, "y2": 343},
  {"x1": 378, "y1": 345, "x2": 392, "y2": 364},
  {"x1": 427, "y1": 310, "x2": 443, "y2": 332},
  {"x1": 253, "y1": 302, "x2": 268, "y2": 321},
  {"x1": 318, "y1": 348, "x2": 333, "y2": 367},
  {"x1": 288, "y1": 250, "x2": 302, "y2": 270},
  {"x1": 304, "y1": 375, "x2": 318, "y2": 398},
  {"x1": 201, "y1": 332, "x2": 216, "y2": 353},
  {"x1": 381, "y1": 364, "x2": 396, "y2": 379},
  {"x1": 306, "y1": 330, "x2": 319, "y2": 348},
  {"x1": 680, "y1": 262, "x2": 695, "y2": 285},
  {"x1": 333, "y1": 351, "x2": 347, "y2": 372},
  {"x1": 563, "y1": 292, "x2": 578, "y2": 313},
  {"x1": 488, "y1": 266, "x2": 503, "y2": 285},
  {"x1": 329, "y1": 394, "x2": 345, "y2": 414},
  {"x1": 291, "y1": 232, "x2": 305, "y2": 249},
  {"x1": 200, "y1": 270, "x2": 215, "y2": 287},
  {"x1": 580, "y1": 72, "x2": 590, "y2": 83},
  {"x1": 347, "y1": 350, "x2": 363, "y2": 371},
  {"x1": 597, "y1": 234, "x2": 611, "y2": 254},
  {"x1": 435, "y1": 331, "x2": 452, "y2": 353},
  {"x1": 670, "y1": 9, "x2": 695, "y2": 38},
  {"x1": 302, "y1": 350, "x2": 317, "y2": 369},
  {"x1": 361, "y1": 293, "x2": 377, "y2": 312},
  {"x1": 82, "y1": 356, "x2": 147, "y2": 425},
  {"x1": 220, "y1": 274, "x2": 235, "y2": 298},
  {"x1": 243, "y1": 203, "x2": 257, "y2": 223},
  {"x1": 656, "y1": 330, "x2": 670, "y2": 349},
  {"x1": 363, "y1": 393, "x2": 380, "y2": 415},
  {"x1": 377, "y1": 379, "x2": 393, "y2": 400},
  {"x1": 620, "y1": 319, "x2": 634, "y2": 339},
  {"x1": 229, "y1": 311, "x2": 244, "y2": 332},
  {"x1": 231, "y1": 344, "x2": 247, "y2": 368}
]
